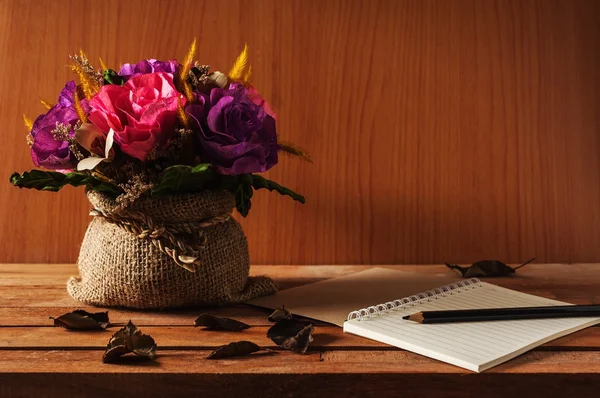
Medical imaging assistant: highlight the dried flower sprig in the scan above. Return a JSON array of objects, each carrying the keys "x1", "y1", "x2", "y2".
[
  {"x1": 228, "y1": 43, "x2": 249, "y2": 83},
  {"x1": 73, "y1": 89, "x2": 87, "y2": 123},
  {"x1": 279, "y1": 141, "x2": 313, "y2": 163},
  {"x1": 177, "y1": 98, "x2": 190, "y2": 130},
  {"x1": 69, "y1": 50, "x2": 102, "y2": 99},
  {"x1": 179, "y1": 39, "x2": 197, "y2": 102},
  {"x1": 23, "y1": 114, "x2": 34, "y2": 146},
  {"x1": 115, "y1": 174, "x2": 155, "y2": 210},
  {"x1": 40, "y1": 98, "x2": 53, "y2": 110},
  {"x1": 51, "y1": 121, "x2": 85, "y2": 161},
  {"x1": 22, "y1": 114, "x2": 33, "y2": 131}
]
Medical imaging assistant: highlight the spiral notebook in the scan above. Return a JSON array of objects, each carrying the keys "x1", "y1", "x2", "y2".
[{"x1": 344, "y1": 278, "x2": 600, "y2": 372}]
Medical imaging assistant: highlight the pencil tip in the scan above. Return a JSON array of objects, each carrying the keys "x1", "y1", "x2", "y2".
[{"x1": 404, "y1": 312, "x2": 424, "y2": 323}]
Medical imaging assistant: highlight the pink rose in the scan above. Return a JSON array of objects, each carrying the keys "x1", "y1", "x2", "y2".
[
  {"x1": 247, "y1": 85, "x2": 276, "y2": 120},
  {"x1": 88, "y1": 72, "x2": 185, "y2": 161}
]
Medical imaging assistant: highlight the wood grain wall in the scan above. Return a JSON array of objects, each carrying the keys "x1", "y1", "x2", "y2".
[{"x1": 1, "y1": 0, "x2": 599, "y2": 265}]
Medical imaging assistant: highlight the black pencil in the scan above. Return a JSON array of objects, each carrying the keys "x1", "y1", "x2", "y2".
[{"x1": 402, "y1": 305, "x2": 600, "y2": 324}]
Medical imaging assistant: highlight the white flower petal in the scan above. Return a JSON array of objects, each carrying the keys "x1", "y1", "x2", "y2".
[
  {"x1": 77, "y1": 157, "x2": 106, "y2": 171},
  {"x1": 105, "y1": 129, "x2": 115, "y2": 158}
]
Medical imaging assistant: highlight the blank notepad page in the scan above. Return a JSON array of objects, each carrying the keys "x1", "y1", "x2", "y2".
[{"x1": 343, "y1": 281, "x2": 600, "y2": 372}]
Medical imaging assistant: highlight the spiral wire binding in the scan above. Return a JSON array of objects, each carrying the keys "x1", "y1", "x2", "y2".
[{"x1": 347, "y1": 278, "x2": 482, "y2": 321}]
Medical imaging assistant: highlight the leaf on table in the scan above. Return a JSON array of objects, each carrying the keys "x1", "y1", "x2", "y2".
[
  {"x1": 102, "y1": 321, "x2": 157, "y2": 363},
  {"x1": 193, "y1": 313, "x2": 251, "y2": 331},
  {"x1": 50, "y1": 309, "x2": 109, "y2": 330},
  {"x1": 207, "y1": 341, "x2": 262, "y2": 359},
  {"x1": 445, "y1": 257, "x2": 536, "y2": 278},
  {"x1": 280, "y1": 324, "x2": 314, "y2": 354},
  {"x1": 267, "y1": 318, "x2": 310, "y2": 346},
  {"x1": 267, "y1": 306, "x2": 292, "y2": 322}
]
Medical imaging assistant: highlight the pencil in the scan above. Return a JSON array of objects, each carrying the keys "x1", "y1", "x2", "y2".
[{"x1": 402, "y1": 304, "x2": 600, "y2": 324}]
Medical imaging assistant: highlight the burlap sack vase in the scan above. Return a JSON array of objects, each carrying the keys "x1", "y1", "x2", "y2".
[{"x1": 67, "y1": 190, "x2": 278, "y2": 309}]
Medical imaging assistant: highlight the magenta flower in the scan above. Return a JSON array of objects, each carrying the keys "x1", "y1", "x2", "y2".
[
  {"x1": 30, "y1": 81, "x2": 85, "y2": 170},
  {"x1": 88, "y1": 72, "x2": 185, "y2": 161},
  {"x1": 187, "y1": 84, "x2": 278, "y2": 175},
  {"x1": 118, "y1": 59, "x2": 179, "y2": 80}
]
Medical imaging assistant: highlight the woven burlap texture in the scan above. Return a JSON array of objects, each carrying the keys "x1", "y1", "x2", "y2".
[{"x1": 67, "y1": 190, "x2": 278, "y2": 309}]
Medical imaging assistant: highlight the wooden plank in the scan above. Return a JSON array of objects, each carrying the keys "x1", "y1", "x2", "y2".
[
  {"x1": 0, "y1": 264, "x2": 367, "y2": 277},
  {"x1": 1, "y1": 373, "x2": 597, "y2": 398},
  {"x1": 0, "y1": 306, "x2": 327, "y2": 327},
  {"x1": 0, "y1": 351, "x2": 598, "y2": 397},
  {"x1": 2, "y1": 264, "x2": 600, "y2": 292},
  {"x1": 2, "y1": 263, "x2": 599, "y2": 279},
  {"x1": 0, "y1": 326, "x2": 598, "y2": 350},
  {"x1": 0, "y1": 264, "x2": 598, "y2": 312},
  {"x1": 0, "y1": 284, "x2": 594, "y2": 308},
  {"x1": 0, "y1": 350, "x2": 598, "y2": 374}
]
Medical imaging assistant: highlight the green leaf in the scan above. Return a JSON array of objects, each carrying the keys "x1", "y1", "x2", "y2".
[
  {"x1": 234, "y1": 175, "x2": 253, "y2": 217},
  {"x1": 213, "y1": 174, "x2": 253, "y2": 217},
  {"x1": 250, "y1": 175, "x2": 305, "y2": 204},
  {"x1": 9, "y1": 170, "x2": 121, "y2": 195},
  {"x1": 103, "y1": 69, "x2": 124, "y2": 85},
  {"x1": 152, "y1": 163, "x2": 213, "y2": 196}
]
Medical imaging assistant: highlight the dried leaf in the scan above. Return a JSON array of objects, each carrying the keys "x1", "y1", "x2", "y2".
[
  {"x1": 445, "y1": 258, "x2": 536, "y2": 278},
  {"x1": 102, "y1": 321, "x2": 157, "y2": 363},
  {"x1": 267, "y1": 318, "x2": 309, "y2": 345},
  {"x1": 50, "y1": 310, "x2": 109, "y2": 330},
  {"x1": 280, "y1": 324, "x2": 314, "y2": 354},
  {"x1": 207, "y1": 341, "x2": 261, "y2": 359},
  {"x1": 268, "y1": 306, "x2": 292, "y2": 322},
  {"x1": 193, "y1": 314, "x2": 251, "y2": 331}
]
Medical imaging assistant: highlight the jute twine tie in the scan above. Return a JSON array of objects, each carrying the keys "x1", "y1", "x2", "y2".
[{"x1": 89, "y1": 208, "x2": 231, "y2": 272}]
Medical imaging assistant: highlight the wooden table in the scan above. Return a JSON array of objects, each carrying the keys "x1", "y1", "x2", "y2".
[{"x1": 0, "y1": 264, "x2": 598, "y2": 397}]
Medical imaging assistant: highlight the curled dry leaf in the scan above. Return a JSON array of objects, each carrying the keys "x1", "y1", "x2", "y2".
[
  {"x1": 50, "y1": 309, "x2": 109, "y2": 330},
  {"x1": 193, "y1": 314, "x2": 251, "y2": 331},
  {"x1": 102, "y1": 321, "x2": 157, "y2": 363},
  {"x1": 445, "y1": 258, "x2": 536, "y2": 278},
  {"x1": 207, "y1": 341, "x2": 262, "y2": 359},
  {"x1": 280, "y1": 324, "x2": 314, "y2": 354},
  {"x1": 267, "y1": 318, "x2": 309, "y2": 346},
  {"x1": 266, "y1": 308, "x2": 315, "y2": 354},
  {"x1": 268, "y1": 306, "x2": 292, "y2": 322}
]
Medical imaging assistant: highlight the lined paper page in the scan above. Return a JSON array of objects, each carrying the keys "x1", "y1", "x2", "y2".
[{"x1": 344, "y1": 282, "x2": 600, "y2": 372}]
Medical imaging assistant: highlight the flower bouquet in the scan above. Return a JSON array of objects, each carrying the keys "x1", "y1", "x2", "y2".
[{"x1": 10, "y1": 41, "x2": 309, "y2": 309}]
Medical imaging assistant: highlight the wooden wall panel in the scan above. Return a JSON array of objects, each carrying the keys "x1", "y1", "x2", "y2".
[{"x1": 0, "y1": 0, "x2": 599, "y2": 264}]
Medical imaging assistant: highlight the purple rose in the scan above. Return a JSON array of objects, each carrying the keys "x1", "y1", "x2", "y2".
[
  {"x1": 186, "y1": 84, "x2": 278, "y2": 175},
  {"x1": 30, "y1": 81, "x2": 85, "y2": 170},
  {"x1": 118, "y1": 59, "x2": 179, "y2": 80}
]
